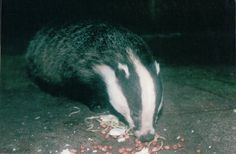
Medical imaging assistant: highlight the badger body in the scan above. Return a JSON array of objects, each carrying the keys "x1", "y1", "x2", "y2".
[{"x1": 26, "y1": 23, "x2": 163, "y2": 142}]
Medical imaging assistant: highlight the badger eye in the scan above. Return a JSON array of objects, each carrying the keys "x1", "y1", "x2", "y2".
[{"x1": 118, "y1": 63, "x2": 130, "y2": 79}]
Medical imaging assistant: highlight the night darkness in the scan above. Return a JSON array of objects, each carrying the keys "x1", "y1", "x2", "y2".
[
  {"x1": 2, "y1": 0, "x2": 235, "y2": 64},
  {"x1": 1, "y1": 1, "x2": 236, "y2": 153}
]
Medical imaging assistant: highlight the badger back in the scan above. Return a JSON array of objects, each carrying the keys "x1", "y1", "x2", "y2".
[{"x1": 25, "y1": 23, "x2": 163, "y2": 142}]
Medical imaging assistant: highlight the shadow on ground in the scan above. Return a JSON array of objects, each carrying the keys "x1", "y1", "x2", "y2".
[{"x1": 1, "y1": 55, "x2": 236, "y2": 154}]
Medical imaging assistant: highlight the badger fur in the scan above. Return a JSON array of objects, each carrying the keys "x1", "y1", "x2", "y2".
[{"x1": 26, "y1": 22, "x2": 163, "y2": 142}]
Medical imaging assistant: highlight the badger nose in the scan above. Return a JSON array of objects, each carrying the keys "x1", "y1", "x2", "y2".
[{"x1": 139, "y1": 133, "x2": 155, "y2": 142}]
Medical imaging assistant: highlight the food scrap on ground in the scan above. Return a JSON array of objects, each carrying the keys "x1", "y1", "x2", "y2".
[
  {"x1": 60, "y1": 148, "x2": 77, "y2": 154},
  {"x1": 68, "y1": 114, "x2": 185, "y2": 154},
  {"x1": 68, "y1": 106, "x2": 81, "y2": 117}
]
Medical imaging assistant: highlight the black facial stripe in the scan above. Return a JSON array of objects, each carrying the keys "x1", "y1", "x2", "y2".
[{"x1": 116, "y1": 61, "x2": 142, "y2": 130}]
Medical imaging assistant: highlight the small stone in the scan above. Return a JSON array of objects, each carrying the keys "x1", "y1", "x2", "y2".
[
  {"x1": 176, "y1": 136, "x2": 181, "y2": 140},
  {"x1": 35, "y1": 116, "x2": 40, "y2": 120},
  {"x1": 196, "y1": 149, "x2": 201, "y2": 153}
]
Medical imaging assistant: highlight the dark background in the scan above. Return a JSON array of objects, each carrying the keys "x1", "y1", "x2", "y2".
[
  {"x1": 1, "y1": 1, "x2": 236, "y2": 153},
  {"x1": 1, "y1": 0, "x2": 235, "y2": 65}
]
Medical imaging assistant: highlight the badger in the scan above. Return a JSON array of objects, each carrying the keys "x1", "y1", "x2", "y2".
[{"x1": 26, "y1": 22, "x2": 163, "y2": 142}]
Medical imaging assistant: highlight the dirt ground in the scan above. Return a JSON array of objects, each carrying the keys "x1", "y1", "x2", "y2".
[{"x1": 1, "y1": 55, "x2": 236, "y2": 154}]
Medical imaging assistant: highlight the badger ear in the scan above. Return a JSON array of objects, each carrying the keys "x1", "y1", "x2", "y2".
[
  {"x1": 118, "y1": 63, "x2": 130, "y2": 79},
  {"x1": 154, "y1": 61, "x2": 160, "y2": 75}
]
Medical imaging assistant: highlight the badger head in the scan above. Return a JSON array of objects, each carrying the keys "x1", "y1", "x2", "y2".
[{"x1": 94, "y1": 48, "x2": 163, "y2": 142}]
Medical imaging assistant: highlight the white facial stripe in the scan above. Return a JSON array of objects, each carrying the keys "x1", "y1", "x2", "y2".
[
  {"x1": 93, "y1": 64, "x2": 134, "y2": 128},
  {"x1": 118, "y1": 63, "x2": 130, "y2": 78},
  {"x1": 157, "y1": 92, "x2": 163, "y2": 114},
  {"x1": 154, "y1": 61, "x2": 160, "y2": 75},
  {"x1": 127, "y1": 48, "x2": 156, "y2": 136}
]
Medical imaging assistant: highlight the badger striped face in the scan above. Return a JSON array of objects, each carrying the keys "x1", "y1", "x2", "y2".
[
  {"x1": 126, "y1": 48, "x2": 156, "y2": 139},
  {"x1": 94, "y1": 48, "x2": 163, "y2": 142}
]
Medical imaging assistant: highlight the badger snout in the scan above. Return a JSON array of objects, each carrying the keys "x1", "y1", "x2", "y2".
[
  {"x1": 139, "y1": 133, "x2": 155, "y2": 142},
  {"x1": 134, "y1": 128, "x2": 155, "y2": 142}
]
